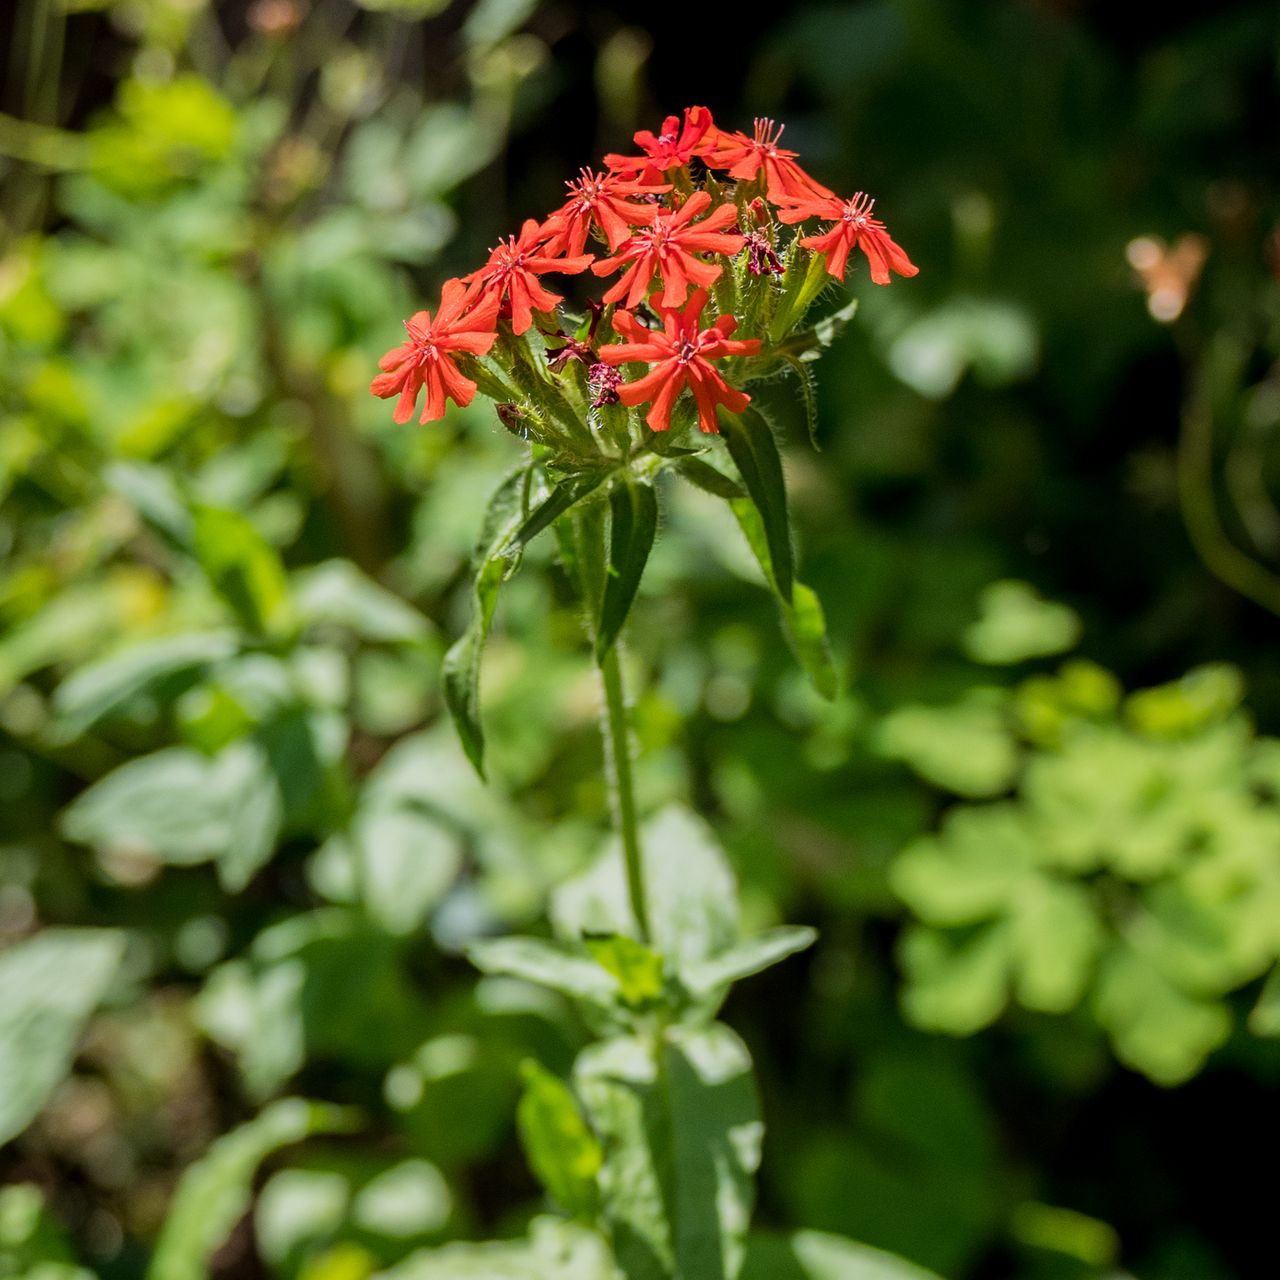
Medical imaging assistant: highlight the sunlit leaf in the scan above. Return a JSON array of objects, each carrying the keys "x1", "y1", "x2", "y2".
[
  {"x1": 718, "y1": 407, "x2": 792, "y2": 602},
  {"x1": 517, "y1": 1060, "x2": 602, "y2": 1224}
]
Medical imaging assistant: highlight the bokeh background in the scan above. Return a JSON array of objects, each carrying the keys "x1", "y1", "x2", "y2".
[{"x1": 2, "y1": 1, "x2": 1280, "y2": 1278}]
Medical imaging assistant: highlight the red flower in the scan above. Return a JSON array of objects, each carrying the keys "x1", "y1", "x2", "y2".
[
  {"x1": 707, "y1": 118, "x2": 825, "y2": 204},
  {"x1": 372, "y1": 279, "x2": 501, "y2": 424},
  {"x1": 775, "y1": 191, "x2": 918, "y2": 285},
  {"x1": 598, "y1": 288, "x2": 761, "y2": 434},
  {"x1": 591, "y1": 191, "x2": 744, "y2": 309},
  {"x1": 605, "y1": 106, "x2": 717, "y2": 182},
  {"x1": 541, "y1": 168, "x2": 670, "y2": 258},
  {"x1": 463, "y1": 219, "x2": 593, "y2": 335}
]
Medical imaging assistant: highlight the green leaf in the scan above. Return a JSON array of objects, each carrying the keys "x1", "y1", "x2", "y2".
[
  {"x1": 49, "y1": 629, "x2": 239, "y2": 740},
  {"x1": 353, "y1": 809, "x2": 462, "y2": 936},
  {"x1": 1248, "y1": 964, "x2": 1280, "y2": 1036},
  {"x1": 729, "y1": 500, "x2": 836, "y2": 699},
  {"x1": 147, "y1": 1098, "x2": 354, "y2": 1280},
  {"x1": 675, "y1": 456, "x2": 745, "y2": 501},
  {"x1": 193, "y1": 505, "x2": 292, "y2": 636},
  {"x1": 584, "y1": 935, "x2": 665, "y2": 1006},
  {"x1": 0, "y1": 929, "x2": 126, "y2": 1145},
  {"x1": 60, "y1": 740, "x2": 283, "y2": 892},
  {"x1": 575, "y1": 1022, "x2": 761, "y2": 1280},
  {"x1": 292, "y1": 560, "x2": 431, "y2": 643},
  {"x1": 596, "y1": 477, "x2": 658, "y2": 662},
  {"x1": 718, "y1": 407, "x2": 792, "y2": 602},
  {"x1": 788, "y1": 1230, "x2": 946, "y2": 1280},
  {"x1": 780, "y1": 583, "x2": 838, "y2": 701},
  {"x1": 876, "y1": 690, "x2": 1018, "y2": 798},
  {"x1": 106, "y1": 460, "x2": 195, "y2": 547},
  {"x1": 514, "y1": 472, "x2": 609, "y2": 550},
  {"x1": 897, "y1": 923, "x2": 1010, "y2": 1035},
  {"x1": 682, "y1": 927, "x2": 817, "y2": 998},
  {"x1": 769, "y1": 251, "x2": 832, "y2": 341},
  {"x1": 352, "y1": 1159, "x2": 453, "y2": 1237},
  {"x1": 440, "y1": 471, "x2": 528, "y2": 778},
  {"x1": 372, "y1": 1215, "x2": 616, "y2": 1279},
  {"x1": 1092, "y1": 943, "x2": 1231, "y2": 1086},
  {"x1": 466, "y1": 937, "x2": 621, "y2": 1005},
  {"x1": 255, "y1": 1169, "x2": 350, "y2": 1265},
  {"x1": 962, "y1": 581, "x2": 1081, "y2": 665},
  {"x1": 517, "y1": 1060, "x2": 602, "y2": 1223},
  {"x1": 552, "y1": 805, "x2": 740, "y2": 978}
]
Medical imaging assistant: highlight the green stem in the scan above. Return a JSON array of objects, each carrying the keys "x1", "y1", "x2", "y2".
[{"x1": 599, "y1": 643, "x2": 649, "y2": 943}]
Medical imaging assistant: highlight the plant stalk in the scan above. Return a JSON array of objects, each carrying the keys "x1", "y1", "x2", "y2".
[{"x1": 599, "y1": 642, "x2": 649, "y2": 944}]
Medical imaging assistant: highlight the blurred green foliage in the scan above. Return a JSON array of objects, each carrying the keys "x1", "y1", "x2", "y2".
[{"x1": 2, "y1": 1, "x2": 1280, "y2": 1279}]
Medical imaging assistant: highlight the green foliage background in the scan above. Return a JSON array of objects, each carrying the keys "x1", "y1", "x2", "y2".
[{"x1": 2, "y1": 1, "x2": 1280, "y2": 1279}]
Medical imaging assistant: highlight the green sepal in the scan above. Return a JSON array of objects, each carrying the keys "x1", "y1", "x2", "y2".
[
  {"x1": 596, "y1": 476, "x2": 658, "y2": 663},
  {"x1": 516, "y1": 1060, "x2": 603, "y2": 1225},
  {"x1": 769, "y1": 250, "x2": 832, "y2": 341},
  {"x1": 717, "y1": 407, "x2": 793, "y2": 603}
]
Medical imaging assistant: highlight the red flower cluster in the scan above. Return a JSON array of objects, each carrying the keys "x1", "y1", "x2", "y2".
[{"x1": 373, "y1": 106, "x2": 917, "y2": 427}]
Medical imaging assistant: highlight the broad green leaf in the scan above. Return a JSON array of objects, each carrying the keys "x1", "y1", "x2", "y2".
[
  {"x1": 1091, "y1": 943, "x2": 1231, "y2": 1085},
  {"x1": 148, "y1": 1098, "x2": 353, "y2": 1280},
  {"x1": 441, "y1": 471, "x2": 526, "y2": 778},
  {"x1": 1126, "y1": 663, "x2": 1244, "y2": 739},
  {"x1": 876, "y1": 690, "x2": 1018, "y2": 798},
  {"x1": 1008, "y1": 878, "x2": 1101, "y2": 1014},
  {"x1": 352, "y1": 1160, "x2": 452, "y2": 1237},
  {"x1": 0, "y1": 929, "x2": 125, "y2": 1144},
  {"x1": 596, "y1": 477, "x2": 658, "y2": 662},
  {"x1": 194, "y1": 958, "x2": 306, "y2": 1099},
  {"x1": 50, "y1": 629, "x2": 239, "y2": 740},
  {"x1": 584, "y1": 936, "x2": 665, "y2": 1006},
  {"x1": 60, "y1": 740, "x2": 283, "y2": 892},
  {"x1": 789, "y1": 1231, "x2": 945, "y2": 1280},
  {"x1": 467, "y1": 938, "x2": 621, "y2": 1005},
  {"x1": 552, "y1": 805, "x2": 739, "y2": 977},
  {"x1": 255, "y1": 1169, "x2": 350, "y2": 1265},
  {"x1": 292, "y1": 560, "x2": 431, "y2": 643},
  {"x1": 354, "y1": 809, "x2": 462, "y2": 936},
  {"x1": 962, "y1": 581, "x2": 1081, "y2": 665},
  {"x1": 682, "y1": 927, "x2": 817, "y2": 997},
  {"x1": 193, "y1": 505, "x2": 292, "y2": 636},
  {"x1": 517, "y1": 1060, "x2": 602, "y2": 1223},
  {"x1": 718, "y1": 408, "x2": 792, "y2": 602},
  {"x1": 897, "y1": 923, "x2": 1010, "y2": 1035},
  {"x1": 1248, "y1": 964, "x2": 1280, "y2": 1036},
  {"x1": 675, "y1": 456, "x2": 745, "y2": 501},
  {"x1": 575, "y1": 1023, "x2": 761, "y2": 1280},
  {"x1": 372, "y1": 1215, "x2": 617, "y2": 1280}
]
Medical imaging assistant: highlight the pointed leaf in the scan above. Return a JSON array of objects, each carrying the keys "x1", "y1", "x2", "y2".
[
  {"x1": 718, "y1": 407, "x2": 792, "y2": 602},
  {"x1": 517, "y1": 1060, "x2": 602, "y2": 1224},
  {"x1": 50, "y1": 629, "x2": 239, "y2": 740},
  {"x1": 0, "y1": 928, "x2": 126, "y2": 1145},
  {"x1": 787, "y1": 1230, "x2": 945, "y2": 1280},
  {"x1": 682, "y1": 927, "x2": 817, "y2": 997},
  {"x1": 440, "y1": 470, "x2": 527, "y2": 778},
  {"x1": 596, "y1": 477, "x2": 658, "y2": 662},
  {"x1": 148, "y1": 1098, "x2": 354, "y2": 1280},
  {"x1": 514, "y1": 472, "x2": 609, "y2": 549},
  {"x1": 193, "y1": 505, "x2": 292, "y2": 636},
  {"x1": 675, "y1": 456, "x2": 745, "y2": 501},
  {"x1": 467, "y1": 937, "x2": 620, "y2": 1004}
]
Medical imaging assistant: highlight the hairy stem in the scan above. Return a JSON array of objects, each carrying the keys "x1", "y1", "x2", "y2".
[{"x1": 599, "y1": 643, "x2": 649, "y2": 943}]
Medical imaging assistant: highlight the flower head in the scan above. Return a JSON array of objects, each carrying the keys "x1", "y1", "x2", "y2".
[
  {"x1": 371, "y1": 279, "x2": 500, "y2": 423},
  {"x1": 707, "y1": 118, "x2": 825, "y2": 204},
  {"x1": 463, "y1": 219, "x2": 594, "y2": 334},
  {"x1": 591, "y1": 191, "x2": 744, "y2": 309},
  {"x1": 541, "y1": 168, "x2": 669, "y2": 258},
  {"x1": 775, "y1": 191, "x2": 918, "y2": 285},
  {"x1": 606, "y1": 106, "x2": 717, "y2": 182},
  {"x1": 598, "y1": 289, "x2": 761, "y2": 434}
]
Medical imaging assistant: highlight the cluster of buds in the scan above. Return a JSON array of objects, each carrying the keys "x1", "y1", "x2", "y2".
[{"x1": 372, "y1": 105, "x2": 917, "y2": 441}]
